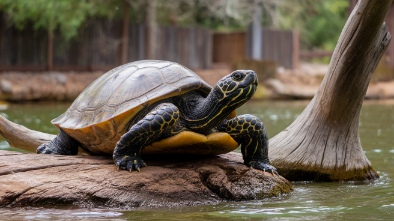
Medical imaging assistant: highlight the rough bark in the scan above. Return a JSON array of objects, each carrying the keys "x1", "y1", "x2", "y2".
[
  {"x1": 269, "y1": 0, "x2": 392, "y2": 181},
  {"x1": 0, "y1": 152, "x2": 291, "y2": 209},
  {"x1": 0, "y1": 115, "x2": 292, "y2": 208}
]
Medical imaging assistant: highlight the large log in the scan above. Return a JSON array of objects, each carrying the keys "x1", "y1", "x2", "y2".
[
  {"x1": 269, "y1": 0, "x2": 392, "y2": 181},
  {"x1": 0, "y1": 150, "x2": 291, "y2": 208},
  {"x1": 0, "y1": 115, "x2": 292, "y2": 208}
]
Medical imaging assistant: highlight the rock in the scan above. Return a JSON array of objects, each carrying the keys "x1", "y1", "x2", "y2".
[
  {"x1": 0, "y1": 150, "x2": 292, "y2": 209},
  {"x1": 366, "y1": 81, "x2": 394, "y2": 99},
  {"x1": 0, "y1": 79, "x2": 12, "y2": 94},
  {"x1": 0, "y1": 72, "x2": 103, "y2": 101},
  {"x1": 266, "y1": 79, "x2": 318, "y2": 99}
]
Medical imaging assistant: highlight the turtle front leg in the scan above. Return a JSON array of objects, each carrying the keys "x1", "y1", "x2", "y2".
[
  {"x1": 218, "y1": 114, "x2": 277, "y2": 174},
  {"x1": 113, "y1": 103, "x2": 180, "y2": 172}
]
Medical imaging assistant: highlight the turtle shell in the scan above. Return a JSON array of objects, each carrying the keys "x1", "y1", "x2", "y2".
[{"x1": 52, "y1": 60, "x2": 216, "y2": 154}]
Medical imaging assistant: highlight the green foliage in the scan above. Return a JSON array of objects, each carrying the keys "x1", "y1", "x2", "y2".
[
  {"x1": 0, "y1": 0, "x2": 349, "y2": 51},
  {"x1": 155, "y1": 0, "x2": 252, "y2": 31},
  {"x1": 0, "y1": 0, "x2": 129, "y2": 40},
  {"x1": 277, "y1": 0, "x2": 349, "y2": 51},
  {"x1": 154, "y1": 0, "x2": 350, "y2": 50}
]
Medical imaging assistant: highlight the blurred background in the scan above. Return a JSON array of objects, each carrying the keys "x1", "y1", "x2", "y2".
[
  {"x1": 0, "y1": 1, "x2": 394, "y2": 220},
  {"x1": 1, "y1": 0, "x2": 393, "y2": 101}
]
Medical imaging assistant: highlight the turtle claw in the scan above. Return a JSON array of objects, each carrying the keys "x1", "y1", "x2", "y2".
[
  {"x1": 37, "y1": 142, "x2": 57, "y2": 154},
  {"x1": 271, "y1": 170, "x2": 278, "y2": 176},
  {"x1": 114, "y1": 154, "x2": 147, "y2": 172},
  {"x1": 248, "y1": 161, "x2": 278, "y2": 175}
]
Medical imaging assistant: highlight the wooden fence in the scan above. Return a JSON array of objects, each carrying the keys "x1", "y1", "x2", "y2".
[
  {"x1": 246, "y1": 28, "x2": 299, "y2": 69},
  {"x1": 0, "y1": 16, "x2": 212, "y2": 71},
  {"x1": 1, "y1": 11, "x2": 299, "y2": 72},
  {"x1": 213, "y1": 32, "x2": 246, "y2": 66},
  {"x1": 213, "y1": 29, "x2": 299, "y2": 69}
]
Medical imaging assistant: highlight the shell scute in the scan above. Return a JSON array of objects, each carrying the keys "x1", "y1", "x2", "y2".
[
  {"x1": 51, "y1": 60, "x2": 212, "y2": 154},
  {"x1": 108, "y1": 67, "x2": 164, "y2": 107},
  {"x1": 161, "y1": 65, "x2": 194, "y2": 84}
]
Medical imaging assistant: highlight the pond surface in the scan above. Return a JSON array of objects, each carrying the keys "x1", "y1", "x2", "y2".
[{"x1": 0, "y1": 100, "x2": 393, "y2": 220}]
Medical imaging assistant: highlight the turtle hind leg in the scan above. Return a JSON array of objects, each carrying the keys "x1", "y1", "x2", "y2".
[
  {"x1": 113, "y1": 103, "x2": 180, "y2": 172},
  {"x1": 37, "y1": 129, "x2": 79, "y2": 155},
  {"x1": 218, "y1": 114, "x2": 278, "y2": 175}
]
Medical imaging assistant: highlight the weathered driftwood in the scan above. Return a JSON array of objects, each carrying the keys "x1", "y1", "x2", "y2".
[
  {"x1": 0, "y1": 150, "x2": 291, "y2": 208},
  {"x1": 0, "y1": 115, "x2": 292, "y2": 208},
  {"x1": 0, "y1": 115, "x2": 55, "y2": 153},
  {"x1": 0, "y1": 115, "x2": 93, "y2": 155},
  {"x1": 269, "y1": 0, "x2": 392, "y2": 181}
]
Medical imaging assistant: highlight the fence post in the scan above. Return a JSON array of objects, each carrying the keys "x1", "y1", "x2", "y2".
[
  {"x1": 47, "y1": 29, "x2": 53, "y2": 71},
  {"x1": 145, "y1": 0, "x2": 157, "y2": 59},
  {"x1": 250, "y1": 2, "x2": 262, "y2": 60},
  {"x1": 292, "y1": 31, "x2": 299, "y2": 69},
  {"x1": 121, "y1": 0, "x2": 130, "y2": 64}
]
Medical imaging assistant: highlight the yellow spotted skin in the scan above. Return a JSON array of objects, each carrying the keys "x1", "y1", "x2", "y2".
[
  {"x1": 113, "y1": 103, "x2": 180, "y2": 171},
  {"x1": 218, "y1": 114, "x2": 276, "y2": 172}
]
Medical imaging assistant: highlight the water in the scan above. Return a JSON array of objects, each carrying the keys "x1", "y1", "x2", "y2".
[{"x1": 0, "y1": 100, "x2": 393, "y2": 220}]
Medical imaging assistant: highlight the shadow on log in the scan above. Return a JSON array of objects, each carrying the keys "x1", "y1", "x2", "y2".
[
  {"x1": 270, "y1": 0, "x2": 392, "y2": 181},
  {"x1": 0, "y1": 150, "x2": 291, "y2": 208}
]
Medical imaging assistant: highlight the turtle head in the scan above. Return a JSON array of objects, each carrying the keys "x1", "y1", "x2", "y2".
[
  {"x1": 212, "y1": 70, "x2": 258, "y2": 109},
  {"x1": 184, "y1": 70, "x2": 258, "y2": 134}
]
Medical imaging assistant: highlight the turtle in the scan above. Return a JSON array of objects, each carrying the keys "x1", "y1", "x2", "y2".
[{"x1": 37, "y1": 60, "x2": 277, "y2": 174}]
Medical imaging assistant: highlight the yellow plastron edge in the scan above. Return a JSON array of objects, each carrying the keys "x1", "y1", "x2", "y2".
[{"x1": 142, "y1": 131, "x2": 239, "y2": 155}]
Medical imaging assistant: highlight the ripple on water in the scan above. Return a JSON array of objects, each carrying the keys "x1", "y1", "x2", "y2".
[
  {"x1": 1, "y1": 209, "x2": 124, "y2": 220},
  {"x1": 71, "y1": 211, "x2": 124, "y2": 218},
  {"x1": 0, "y1": 141, "x2": 9, "y2": 149},
  {"x1": 269, "y1": 114, "x2": 279, "y2": 121}
]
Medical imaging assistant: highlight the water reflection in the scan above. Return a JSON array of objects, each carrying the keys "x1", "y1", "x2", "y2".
[{"x1": 0, "y1": 208, "x2": 125, "y2": 220}]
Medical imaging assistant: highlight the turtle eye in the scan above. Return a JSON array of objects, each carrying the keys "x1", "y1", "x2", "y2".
[{"x1": 232, "y1": 72, "x2": 244, "y2": 81}]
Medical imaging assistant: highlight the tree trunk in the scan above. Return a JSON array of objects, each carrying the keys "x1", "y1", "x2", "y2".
[{"x1": 269, "y1": 0, "x2": 392, "y2": 181}]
